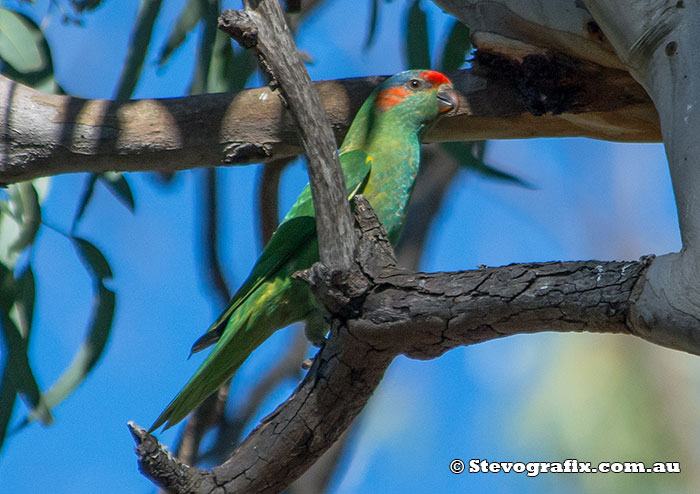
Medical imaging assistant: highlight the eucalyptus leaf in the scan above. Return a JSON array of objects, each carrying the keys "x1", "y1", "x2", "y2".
[
  {"x1": 8, "y1": 182, "x2": 41, "y2": 255},
  {"x1": 442, "y1": 141, "x2": 534, "y2": 188},
  {"x1": 0, "y1": 180, "x2": 49, "y2": 271},
  {"x1": 0, "y1": 203, "x2": 21, "y2": 268},
  {"x1": 23, "y1": 283, "x2": 115, "y2": 425},
  {"x1": 15, "y1": 266, "x2": 35, "y2": 335},
  {"x1": 0, "y1": 8, "x2": 45, "y2": 73},
  {"x1": 0, "y1": 260, "x2": 16, "y2": 310},
  {"x1": 114, "y1": 0, "x2": 163, "y2": 100},
  {"x1": 8, "y1": 265, "x2": 35, "y2": 342},
  {"x1": 0, "y1": 10, "x2": 61, "y2": 94},
  {"x1": 0, "y1": 313, "x2": 53, "y2": 426},
  {"x1": 100, "y1": 172, "x2": 135, "y2": 213},
  {"x1": 157, "y1": 0, "x2": 203, "y2": 66},
  {"x1": 364, "y1": 0, "x2": 379, "y2": 50},
  {"x1": 405, "y1": 0, "x2": 430, "y2": 69},
  {"x1": 440, "y1": 20, "x2": 470, "y2": 72},
  {"x1": 72, "y1": 237, "x2": 113, "y2": 281},
  {"x1": 71, "y1": 0, "x2": 105, "y2": 13},
  {"x1": 189, "y1": 0, "x2": 217, "y2": 95},
  {"x1": 0, "y1": 357, "x2": 19, "y2": 451},
  {"x1": 72, "y1": 174, "x2": 98, "y2": 232},
  {"x1": 208, "y1": 31, "x2": 255, "y2": 93}
]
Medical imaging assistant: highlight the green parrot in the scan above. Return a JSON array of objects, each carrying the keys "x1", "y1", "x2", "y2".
[{"x1": 150, "y1": 69, "x2": 458, "y2": 431}]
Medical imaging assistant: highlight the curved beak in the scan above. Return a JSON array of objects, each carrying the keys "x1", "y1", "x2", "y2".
[{"x1": 436, "y1": 86, "x2": 459, "y2": 115}]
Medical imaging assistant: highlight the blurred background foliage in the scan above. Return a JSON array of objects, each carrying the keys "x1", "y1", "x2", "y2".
[{"x1": 0, "y1": 1, "x2": 698, "y2": 493}]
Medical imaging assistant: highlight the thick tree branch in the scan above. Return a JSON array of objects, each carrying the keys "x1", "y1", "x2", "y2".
[
  {"x1": 219, "y1": 3, "x2": 354, "y2": 269},
  {"x1": 579, "y1": 0, "x2": 700, "y2": 357},
  {"x1": 120, "y1": 1, "x2": 700, "y2": 491},
  {"x1": 0, "y1": 58, "x2": 658, "y2": 184},
  {"x1": 288, "y1": 426, "x2": 354, "y2": 494},
  {"x1": 133, "y1": 196, "x2": 662, "y2": 493}
]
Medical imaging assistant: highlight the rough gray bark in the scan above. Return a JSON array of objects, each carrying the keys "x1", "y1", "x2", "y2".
[
  {"x1": 131, "y1": 195, "x2": 650, "y2": 492},
  {"x1": 130, "y1": 195, "x2": 655, "y2": 494},
  {"x1": 433, "y1": 0, "x2": 700, "y2": 362}
]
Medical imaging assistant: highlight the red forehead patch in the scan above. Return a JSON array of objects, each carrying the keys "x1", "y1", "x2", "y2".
[{"x1": 420, "y1": 70, "x2": 451, "y2": 86}]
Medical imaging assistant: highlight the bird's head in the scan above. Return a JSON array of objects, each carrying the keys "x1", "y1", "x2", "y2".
[
  {"x1": 374, "y1": 69, "x2": 459, "y2": 122},
  {"x1": 341, "y1": 70, "x2": 459, "y2": 152}
]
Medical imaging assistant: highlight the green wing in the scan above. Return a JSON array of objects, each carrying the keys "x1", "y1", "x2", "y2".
[
  {"x1": 149, "y1": 150, "x2": 372, "y2": 432},
  {"x1": 190, "y1": 149, "x2": 372, "y2": 354}
]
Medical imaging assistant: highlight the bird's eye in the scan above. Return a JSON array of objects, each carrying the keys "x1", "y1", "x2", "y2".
[{"x1": 407, "y1": 78, "x2": 422, "y2": 90}]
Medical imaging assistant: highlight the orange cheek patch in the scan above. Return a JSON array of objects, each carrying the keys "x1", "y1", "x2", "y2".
[
  {"x1": 420, "y1": 70, "x2": 451, "y2": 86},
  {"x1": 376, "y1": 86, "x2": 411, "y2": 111}
]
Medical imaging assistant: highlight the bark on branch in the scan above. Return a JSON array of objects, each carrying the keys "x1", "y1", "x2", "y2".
[
  {"x1": 121, "y1": 0, "x2": 700, "y2": 491},
  {"x1": 218, "y1": 2, "x2": 354, "y2": 268},
  {"x1": 132, "y1": 196, "x2": 658, "y2": 493},
  {"x1": 0, "y1": 46, "x2": 658, "y2": 184}
]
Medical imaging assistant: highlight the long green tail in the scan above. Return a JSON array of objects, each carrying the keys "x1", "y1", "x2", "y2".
[{"x1": 149, "y1": 275, "x2": 311, "y2": 431}]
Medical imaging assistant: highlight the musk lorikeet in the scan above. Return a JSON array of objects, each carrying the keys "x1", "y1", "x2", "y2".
[{"x1": 150, "y1": 69, "x2": 458, "y2": 431}]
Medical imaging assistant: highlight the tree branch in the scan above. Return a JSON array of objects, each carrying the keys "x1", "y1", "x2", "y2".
[
  {"x1": 288, "y1": 426, "x2": 354, "y2": 494},
  {"x1": 579, "y1": 0, "x2": 700, "y2": 358},
  {"x1": 132, "y1": 196, "x2": 663, "y2": 493},
  {"x1": 219, "y1": 3, "x2": 355, "y2": 269},
  {"x1": 117, "y1": 1, "x2": 700, "y2": 491},
  {"x1": 0, "y1": 55, "x2": 658, "y2": 184}
]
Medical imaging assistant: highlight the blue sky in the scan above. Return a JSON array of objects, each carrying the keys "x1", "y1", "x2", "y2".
[{"x1": 1, "y1": 1, "x2": 696, "y2": 493}]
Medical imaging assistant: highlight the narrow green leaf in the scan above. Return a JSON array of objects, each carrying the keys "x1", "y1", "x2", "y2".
[
  {"x1": 0, "y1": 196, "x2": 21, "y2": 268},
  {"x1": 5, "y1": 264, "x2": 36, "y2": 354},
  {"x1": 0, "y1": 313, "x2": 53, "y2": 425},
  {"x1": 13, "y1": 265, "x2": 35, "y2": 339},
  {"x1": 99, "y1": 172, "x2": 135, "y2": 213},
  {"x1": 0, "y1": 357, "x2": 19, "y2": 451},
  {"x1": 0, "y1": 260, "x2": 18, "y2": 448},
  {"x1": 189, "y1": 0, "x2": 217, "y2": 95},
  {"x1": 405, "y1": 0, "x2": 430, "y2": 69},
  {"x1": 442, "y1": 141, "x2": 534, "y2": 188},
  {"x1": 72, "y1": 174, "x2": 98, "y2": 232},
  {"x1": 114, "y1": 0, "x2": 163, "y2": 100},
  {"x1": 0, "y1": 259, "x2": 16, "y2": 310},
  {"x1": 24, "y1": 283, "x2": 115, "y2": 423},
  {"x1": 70, "y1": 0, "x2": 105, "y2": 13},
  {"x1": 72, "y1": 237, "x2": 113, "y2": 281},
  {"x1": 0, "y1": 8, "x2": 45, "y2": 73},
  {"x1": 0, "y1": 9, "x2": 62, "y2": 94},
  {"x1": 364, "y1": 0, "x2": 379, "y2": 51},
  {"x1": 26, "y1": 74, "x2": 63, "y2": 94},
  {"x1": 208, "y1": 31, "x2": 255, "y2": 93},
  {"x1": 8, "y1": 182, "x2": 41, "y2": 255},
  {"x1": 440, "y1": 20, "x2": 470, "y2": 72},
  {"x1": 157, "y1": 0, "x2": 203, "y2": 66}
]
